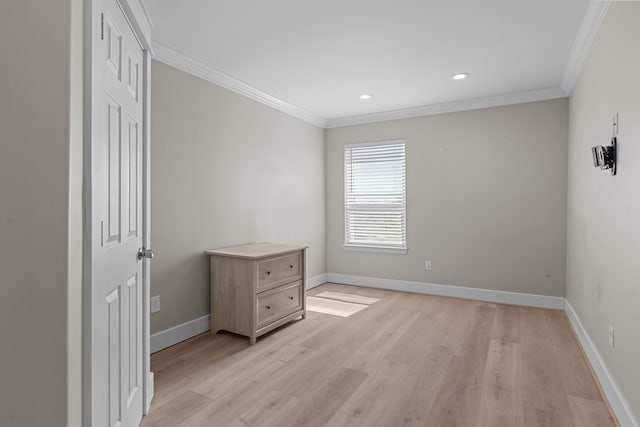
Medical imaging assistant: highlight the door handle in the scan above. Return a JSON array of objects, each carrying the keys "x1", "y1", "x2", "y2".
[{"x1": 137, "y1": 247, "x2": 154, "y2": 261}]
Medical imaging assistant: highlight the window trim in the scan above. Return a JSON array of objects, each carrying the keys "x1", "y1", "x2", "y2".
[
  {"x1": 342, "y1": 244, "x2": 408, "y2": 254},
  {"x1": 343, "y1": 139, "x2": 407, "y2": 252}
]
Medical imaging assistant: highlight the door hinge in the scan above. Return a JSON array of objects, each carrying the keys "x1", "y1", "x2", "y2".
[{"x1": 100, "y1": 13, "x2": 104, "y2": 40}]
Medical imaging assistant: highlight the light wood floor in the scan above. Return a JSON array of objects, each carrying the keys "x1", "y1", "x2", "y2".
[{"x1": 141, "y1": 283, "x2": 617, "y2": 427}]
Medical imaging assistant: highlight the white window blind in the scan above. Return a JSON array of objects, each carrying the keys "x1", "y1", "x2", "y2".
[{"x1": 344, "y1": 141, "x2": 406, "y2": 250}]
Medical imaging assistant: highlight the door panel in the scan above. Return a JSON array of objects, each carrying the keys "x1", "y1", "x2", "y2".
[
  {"x1": 124, "y1": 274, "x2": 139, "y2": 405},
  {"x1": 106, "y1": 287, "x2": 121, "y2": 427},
  {"x1": 105, "y1": 96, "x2": 121, "y2": 246},
  {"x1": 105, "y1": 15, "x2": 122, "y2": 79},
  {"x1": 92, "y1": 0, "x2": 144, "y2": 426},
  {"x1": 127, "y1": 53, "x2": 139, "y2": 101},
  {"x1": 126, "y1": 116, "x2": 139, "y2": 238}
]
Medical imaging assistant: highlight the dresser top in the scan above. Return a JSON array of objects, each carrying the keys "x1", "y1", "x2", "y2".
[{"x1": 204, "y1": 242, "x2": 306, "y2": 259}]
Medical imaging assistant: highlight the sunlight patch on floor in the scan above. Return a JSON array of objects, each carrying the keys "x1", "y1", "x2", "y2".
[
  {"x1": 306, "y1": 291, "x2": 380, "y2": 317},
  {"x1": 306, "y1": 297, "x2": 369, "y2": 317},
  {"x1": 315, "y1": 291, "x2": 381, "y2": 305}
]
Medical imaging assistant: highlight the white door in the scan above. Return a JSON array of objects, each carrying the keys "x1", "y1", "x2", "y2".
[{"x1": 91, "y1": 0, "x2": 145, "y2": 425}]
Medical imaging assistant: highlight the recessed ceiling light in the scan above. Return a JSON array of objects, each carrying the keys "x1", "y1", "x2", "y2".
[
  {"x1": 360, "y1": 93, "x2": 373, "y2": 100},
  {"x1": 451, "y1": 73, "x2": 470, "y2": 80}
]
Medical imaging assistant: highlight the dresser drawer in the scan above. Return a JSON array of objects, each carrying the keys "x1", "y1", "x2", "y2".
[
  {"x1": 257, "y1": 252, "x2": 302, "y2": 291},
  {"x1": 257, "y1": 281, "x2": 302, "y2": 328}
]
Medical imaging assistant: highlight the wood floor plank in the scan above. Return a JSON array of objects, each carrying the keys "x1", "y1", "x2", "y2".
[
  {"x1": 478, "y1": 339, "x2": 524, "y2": 427},
  {"x1": 325, "y1": 359, "x2": 413, "y2": 427},
  {"x1": 260, "y1": 309, "x2": 342, "y2": 347},
  {"x1": 272, "y1": 346, "x2": 352, "y2": 396},
  {"x1": 424, "y1": 303, "x2": 496, "y2": 426},
  {"x1": 150, "y1": 333, "x2": 249, "y2": 408},
  {"x1": 192, "y1": 343, "x2": 307, "y2": 398},
  {"x1": 298, "y1": 301, "x2": 396, "y2": 352},
  {"x1": 142, "y1": 283, "x2": 617, "y2": 427},
  {"x1": 520, "y1": 307, "x2": 575, "y2": 427},
  {"x1": 342, "y1": 309, "x2": 420, "y2": 373},
  {"x1": 179, "y1": 346, "x2": 312, "y2": 426},
  {"x1": 544, "y1": 309, "x2": 605, "y2": 402},
  {"x1": 567, "y1": 395, "x2": 617, "y2": 427},
  {"x1": 431, "y1": 298, "x2": 479, "y2": 354},
  {"x1": 149, "y1": 334, "x2": 209, "y2": 372},
  {"x1": 176, "y1": 333, "x2": 249, "y2": 364},
  {"x1": 141, "y1": 390, "x2": 212, "y2": 427},
  {"x1": 224, "y1": 390, "x2": 302, "y2": 427},
  {"x1": 379, "y1": 344, "x2": 454, "y2": 426},
  {"x1": 282, "y1": 367, "x2": 368, "y2": 427},
  {"x1": 383, "y1": 298, "x2": 454, "y2": 367},
  {"x1": 490, "y1": 304, "x2": 521, "y2": 343}
]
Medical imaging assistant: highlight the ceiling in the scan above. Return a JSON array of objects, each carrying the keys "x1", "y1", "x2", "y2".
[{"x1": 145, "y1": 0, "x2": 591, "y2": 126}]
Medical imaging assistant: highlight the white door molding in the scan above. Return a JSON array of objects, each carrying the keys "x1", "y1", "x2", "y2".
[
  {"x1": 116, "y1": 0, "x2": 154, "y2": 52},
  {"x1": 141, "y1": 48, "x2": 153, "y2": 414}
]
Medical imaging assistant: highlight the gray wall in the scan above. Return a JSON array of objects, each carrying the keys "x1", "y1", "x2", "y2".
[
  {"x1": 567, "y1": 2, "x2": 640, "y2": 421},
  {"x1": 0, "y1": 0, "x2": 82, "y2": 425},
  {"x1": 150, "y1": 61, "x2": 326, "y2": 334},
  {"x1": 326, "y1": 99, "x2": 568, "y2": 297}
]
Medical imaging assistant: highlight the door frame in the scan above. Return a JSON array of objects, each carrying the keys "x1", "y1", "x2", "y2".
[{"x1": 82, "y1": 0, "x2": 155, "y2": 423}]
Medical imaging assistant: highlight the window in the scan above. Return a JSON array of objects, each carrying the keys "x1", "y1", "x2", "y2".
[{"x1": 344, "y1": 140, "x2": 407, "y2": 252}]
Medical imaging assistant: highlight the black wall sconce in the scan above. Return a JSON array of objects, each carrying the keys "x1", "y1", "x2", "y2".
[{"x1": 591, "y1": 137, "x2": 617, "y2": 175}]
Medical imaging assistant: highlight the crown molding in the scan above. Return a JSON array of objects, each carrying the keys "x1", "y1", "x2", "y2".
[
  {"x1": 325, "y1": 87, "x2": 567, "y2": 128},
  {"x1": 152, "y1": 41, "x2": 327, "y2": 128},
  {"x1": 152, "y1": 41, "x2": 573, "y2": 130},
  {"x1": 561, "y1": 0, "x2": 611, "y2": 94}
]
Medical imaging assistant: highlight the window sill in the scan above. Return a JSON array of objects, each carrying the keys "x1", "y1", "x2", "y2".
[{"x1": 342, "y1": 244, "x2": 408, "y2": 254}]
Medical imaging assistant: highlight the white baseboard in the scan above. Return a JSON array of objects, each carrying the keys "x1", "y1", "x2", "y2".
[
  {"x1": 326, "y1": 273, "x2": 566, "y2": 309},
  {"x1": 565, "y1": 301, "x2": 638, "y2": 427},
  {"x1": 307, "y1": 273, "x2": 328, "y2": 290},
  {"x1": 150, "y1": 314, "x2": 211, "y2": 353},
  {"x1": 150, "y1": 275, "x2": 328, "y2": 353}
]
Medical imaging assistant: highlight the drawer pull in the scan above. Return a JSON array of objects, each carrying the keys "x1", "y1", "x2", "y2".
[
  {"x1": 266, "y1": 271, "x2": 271, "y2": 275},
  {"x1": 289, "y1": 296, "x2": 294, "y2": 300},
  {"x1": 290, "y1": 265, "x2": 294, "y2": 268},
  {"x1": 266, "y1": 305, "x2": 271, "y2": 310}
]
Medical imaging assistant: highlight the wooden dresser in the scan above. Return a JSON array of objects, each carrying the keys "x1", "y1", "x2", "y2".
[{"x1": 205, "y1": 242, "x2": 307, "y2": 344}]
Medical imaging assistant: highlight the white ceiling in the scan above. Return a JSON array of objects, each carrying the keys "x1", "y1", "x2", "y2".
[{"x1": 145, "y1": 0, "x2": 590, "y2": 124}]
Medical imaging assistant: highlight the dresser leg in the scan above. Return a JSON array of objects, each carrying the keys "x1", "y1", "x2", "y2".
[{"x1": 249, "y1": 336, "x2": 256, "y2": 345}]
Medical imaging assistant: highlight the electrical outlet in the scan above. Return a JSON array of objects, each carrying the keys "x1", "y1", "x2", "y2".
[
  {"x1": 425, "y1": 260, "x2": 432, "y2": 271},
  {"x1": 609, "y1": 325, "x2": 615, "y2": 349},
  {"x1": 612, "y1": 113, "x2": 619, "y2": 136},
  {"x1": 151, "y1": 295, "x2": 161, "y2": 313}
]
